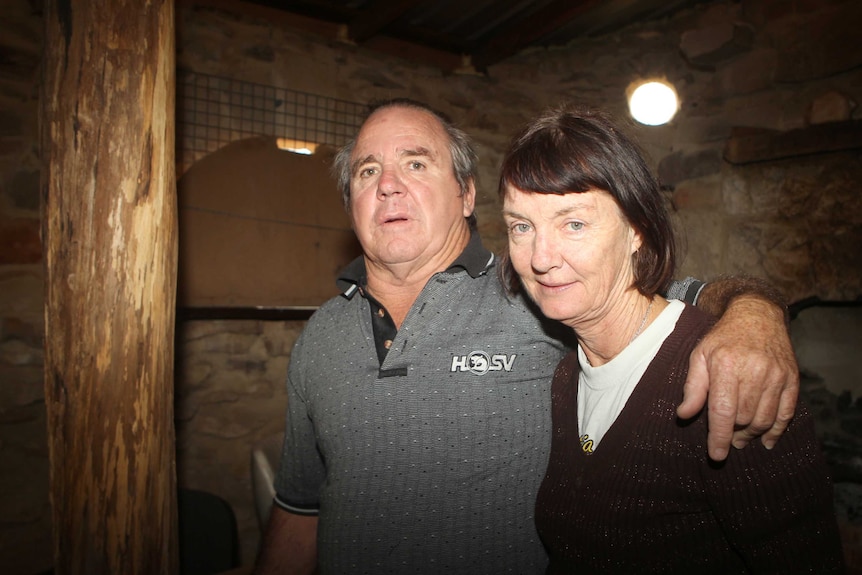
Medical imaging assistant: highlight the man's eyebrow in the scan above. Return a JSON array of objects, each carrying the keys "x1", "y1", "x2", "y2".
[
  {"x1": 351, "y1": 154, "x2": 378, "y2": 176},
  {"x1": 399, "y1": 146, "x2": 434, "y2": 159},
  {"x1": 350, "y1": 147, "x2": 436, "y2": 176}
]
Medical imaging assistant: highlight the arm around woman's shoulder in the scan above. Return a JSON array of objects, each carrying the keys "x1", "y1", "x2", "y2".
[{"x1": 676, "y1": 276, "x2": 799, "y2": 460}]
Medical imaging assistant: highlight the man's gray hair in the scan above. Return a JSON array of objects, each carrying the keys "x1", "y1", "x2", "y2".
[{"x1": 332, "y1": 98, "x2": 479, "y2": 213}]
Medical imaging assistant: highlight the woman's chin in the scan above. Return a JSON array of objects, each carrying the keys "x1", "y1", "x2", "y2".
[{"x1": 536, "y1": 304, "x2": 579, "y2": 325}]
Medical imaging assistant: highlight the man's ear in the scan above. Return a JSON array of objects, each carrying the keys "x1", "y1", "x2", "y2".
[{"x1": 462, "y1": 179, "x2": 477, "y2": 217}]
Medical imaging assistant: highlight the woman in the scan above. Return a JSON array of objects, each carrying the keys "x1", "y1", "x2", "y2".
[{"x1": 498, "y1": 104, "x2": 844, "y2": 573}]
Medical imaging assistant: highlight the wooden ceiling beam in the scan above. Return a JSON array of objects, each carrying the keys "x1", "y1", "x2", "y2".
[
  {"x1": 348, "y1": 0, "x2": 421, "y2": 43},
  {"x1": 183, "y1": 0, "x2": 464, "y2": 72},
  {"x1": 470, "y1": 0, "x2": 604, "y2": 71},
  {"x1": 724, "y1": 121, "x2": 862, "y2": 165},
  {"x1": 183, "y1": 0, "x2": 342, "y2": 40}
]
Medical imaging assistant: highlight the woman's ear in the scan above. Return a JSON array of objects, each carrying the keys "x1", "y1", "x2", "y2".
[{"x1": 631, "y1": 226, "x2": 643, "y2": 254}]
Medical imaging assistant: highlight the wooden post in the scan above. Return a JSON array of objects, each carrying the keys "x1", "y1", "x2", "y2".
[{"x1": 40, "y1": 0, "x2": 179, "y2": 573}]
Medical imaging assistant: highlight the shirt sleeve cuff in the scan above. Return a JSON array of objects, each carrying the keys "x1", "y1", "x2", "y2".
[
  {"x1": 666, "y1": 276, "x2": 706, "y2": 305},
  {"x1": 273, "y1": 493, "x2": 320, "y2": 516}
]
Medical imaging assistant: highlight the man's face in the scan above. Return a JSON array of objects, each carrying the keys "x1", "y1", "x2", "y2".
[{"x1": 347, "y1": 106, "x2": 474, "y2": 273}]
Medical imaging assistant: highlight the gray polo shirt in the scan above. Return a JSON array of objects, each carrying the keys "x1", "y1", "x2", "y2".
[{"x1": 274, "y1": 233, "x2": 571, "y2": 574}]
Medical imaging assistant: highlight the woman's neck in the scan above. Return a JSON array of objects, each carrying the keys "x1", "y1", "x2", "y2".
[{"x1": 575, "y1": 293, "x2": 667, "y2": 367}]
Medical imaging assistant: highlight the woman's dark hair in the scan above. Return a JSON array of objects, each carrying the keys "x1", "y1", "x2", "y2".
[{"x1": 497, "y1": 104, "x2": 676, "y2": 297}]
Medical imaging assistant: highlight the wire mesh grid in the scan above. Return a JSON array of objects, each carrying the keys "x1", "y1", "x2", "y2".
[{"x1": 177, "y1": 70, "x2": 367, "y2": 167}]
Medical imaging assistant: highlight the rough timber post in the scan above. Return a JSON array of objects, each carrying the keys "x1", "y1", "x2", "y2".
[{"x1": 40, "y1": 0, "x2": 179, "y2": 572}]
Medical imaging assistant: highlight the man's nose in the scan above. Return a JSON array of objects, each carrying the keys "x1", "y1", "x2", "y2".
[{"x1": 376, "y1": 166, "x2": 404, "y2": 197}]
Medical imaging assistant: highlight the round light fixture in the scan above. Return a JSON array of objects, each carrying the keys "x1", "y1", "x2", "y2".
[{"x1": 628, "y1": 81, "x2": 679, "y2": 126}]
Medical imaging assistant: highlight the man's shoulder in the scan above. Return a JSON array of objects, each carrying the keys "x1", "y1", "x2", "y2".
[{"x1": 306, "y1": 292, "x2": 358, "y2": 326}]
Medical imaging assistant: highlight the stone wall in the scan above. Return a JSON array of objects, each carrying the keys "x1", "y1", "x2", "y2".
[
  {"x1": 2, "y1": 0, "x2": 861, "y2": 572},
  {"x1": 0, "y1": 1, "x2": 51, "y2": 574},
  {"x1": 175, "y1": 318, "x2": 303, "y2": 565}
]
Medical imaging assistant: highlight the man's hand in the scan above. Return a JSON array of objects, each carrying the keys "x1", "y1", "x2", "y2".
[{"x1": 677, "y1": 295, "x2": 799, "y2": 461}]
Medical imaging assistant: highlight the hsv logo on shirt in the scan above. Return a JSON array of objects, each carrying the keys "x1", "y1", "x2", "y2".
[{"x1": 450, "y1": 351, "x2": 517, "y2": 375}]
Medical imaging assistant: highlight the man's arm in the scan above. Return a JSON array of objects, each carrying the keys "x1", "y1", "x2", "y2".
[
  {"x1": 675, "y1": 276, "x2": 799, "y2": 461},
  {"x1": 254, "y1": 506, "x2": 318, "y2": 575}
]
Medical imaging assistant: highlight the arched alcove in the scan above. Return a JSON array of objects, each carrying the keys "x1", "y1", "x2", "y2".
[{"x1": 177, "y1": 137, "x2": 361, "y2": 310}]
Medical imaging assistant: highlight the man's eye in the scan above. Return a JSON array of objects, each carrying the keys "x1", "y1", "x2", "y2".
[
  {"x1": 409, "y1": 161, "x2": 425, "y2": 170},
  {"x1": 511, "y1": 223, "x2": 531, "y2": 234},
  {"x1": 568, "y1": 222, "x2": 584, "y2": 231},
  {"x1": 358, "y1": 167, "x2": 377, "y2": 178}
]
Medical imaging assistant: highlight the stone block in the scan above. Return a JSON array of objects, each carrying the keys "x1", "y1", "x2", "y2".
[
  {"x1": 244, "y1": 43, "x2": 275, "y2": 62},
  {"x1": 0, "y1": 110, "x2": 22, "y2": 137},
  {"x1": 0, "y1": 268, "x2": 42, "y2": 319},
  {"x1": 0, "y1": 316, "x2": 42, "y2": 347},
  {"x1": 674, "y1": 209, "x2": 728, "y2": 278},
  {"x1": 672, "y1": 176, "x2": 723, "y2": 210},
  {"x1": 722, "y1": 91, "x2": 786, "y2": 130},
  {"x1": 680, "y1": 22, "x2": 754, "y2": 67},
  {"x1": 657, "y1": 148, "x2": 723, "y2": 187},
  {"x1": 806, "y1": 90, "x2": 856, "y2": 126},
  {"x1": 0, "y1": 217, "x2": 41, "y2": 264},
  {"x1": 7, "y1": 169, "x2": 41, "y2": 212},
  {"x1": 672, "y1": 115, "x2": 732, "y2": 145},
  {"x1": 811, "y1": 227, "x2": 862, "y2": 301},
  {"x1": 720, "y1": 168, "x2": 753, "y2": 216},
  {"x1": 0, "y1": 45, "x2": 41, "y2": 82},
  {"x1": 261, "y1": 320, "x2": 303, "y2": 357},
  {"x1": 179, "y1": 323, "x2": 263, "y2": 356},
  {"x1": 773, "y1": 3, "x2": 862, "y2": 82},
  {"x1": 0, "y1": 339, "x2": 42, "y2": 366},
  {"x1": 0, "y1": 136, "x2": 25, "y2": 158},
  {"x1": 715, "y1": 48, "x2": 777, "y2": 97},
  {"x1": 0, "y1": 365, "x2": 44, "y2": 408}
]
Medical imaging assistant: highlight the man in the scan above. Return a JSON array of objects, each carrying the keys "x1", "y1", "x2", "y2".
[{"x1": 254, "y1": 99, "x2": 798, "y2": 574}]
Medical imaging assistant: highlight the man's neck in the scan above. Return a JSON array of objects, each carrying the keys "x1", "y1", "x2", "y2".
[{"x1": 364, "y1": 225, "x2": 471, "y2": 327}]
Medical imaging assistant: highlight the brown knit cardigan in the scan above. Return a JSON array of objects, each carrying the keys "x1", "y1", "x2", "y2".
[{"x1": 535, "y1": 304, "x2": 844, "y2": 574}]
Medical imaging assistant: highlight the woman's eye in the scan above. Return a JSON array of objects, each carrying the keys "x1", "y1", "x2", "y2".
[
  {"x1": 568, "y1": 221, "x2": 584, "y2": 231},
  {"x1": 512, "y1": 223, "x2": 531, "y2": 234}
]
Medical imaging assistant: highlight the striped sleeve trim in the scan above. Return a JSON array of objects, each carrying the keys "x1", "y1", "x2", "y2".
[
  {"x1": 273, "y1": 493, "x2": 320, "y2": 516},
  {"x1": 666, "y1": 277, "x2": 706, "y2": 305}
]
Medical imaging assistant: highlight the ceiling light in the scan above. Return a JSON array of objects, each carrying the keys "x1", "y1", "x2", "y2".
[
  {"x1": 276, "y1": 138, "x2": 318, "y2": 155},
  {"x1": 628, "y1": 81, "x2": 679, "y2": 126}
]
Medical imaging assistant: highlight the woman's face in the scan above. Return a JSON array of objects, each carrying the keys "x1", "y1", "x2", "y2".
[{"x1": 502, "y1": 186, "x2": 642, "y2": 328}]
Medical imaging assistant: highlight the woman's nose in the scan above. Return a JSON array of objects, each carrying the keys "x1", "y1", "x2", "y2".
[{"x1": 531, "y1": 232, "x2": 561, "y2": 273}]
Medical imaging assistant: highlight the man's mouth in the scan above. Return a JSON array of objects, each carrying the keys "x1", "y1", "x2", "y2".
[{"x1": 380, "y1": 213, "x2": 410, "y2": 224}]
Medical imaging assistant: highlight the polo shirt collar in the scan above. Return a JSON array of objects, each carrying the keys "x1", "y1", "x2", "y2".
[{"x1": 337, "y1": 231, "x2": 494, "y2": 299}]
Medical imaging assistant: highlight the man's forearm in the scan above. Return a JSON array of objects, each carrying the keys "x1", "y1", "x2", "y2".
[
  {"x1": 694, "y1": 275, "x2": 789, "y2": 325},
  {"x1": 254, "y1": 505, "x2": 318, "y2": 575}
]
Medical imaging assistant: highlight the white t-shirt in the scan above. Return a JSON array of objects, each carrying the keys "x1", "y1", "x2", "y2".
[{"x1": 577, "y1": 299, "x2": 685, "y2": 454}]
